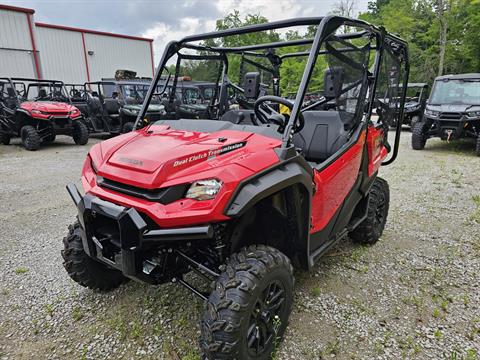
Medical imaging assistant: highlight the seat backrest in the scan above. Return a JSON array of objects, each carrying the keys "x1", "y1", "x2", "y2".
[
  {"x1": 38, "y1": 89, "x2": 47, "y2": 98},
  {"x1": 221, "y1": 110, "x2": 255, "y2": 125},
  {"x1": 292, "y1": 111, "x2": 350, "y2": 163},
  {"x1": 103, "y1": 98, "x2": 120, "y2": 114},
  {"x1": 243, "y1": 72, "x2": 260, "y2": 100}
]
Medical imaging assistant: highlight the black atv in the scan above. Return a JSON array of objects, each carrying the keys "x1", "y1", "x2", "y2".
[
  {"x1": 68, "y1": 81, "x2": 166, "y2": 135},
  {"x1": 403, "y1": 83, "x2": 428, "y2": 129},
  {"x1": 412, "y1": 73, "x2": 480, "y2": 155}
]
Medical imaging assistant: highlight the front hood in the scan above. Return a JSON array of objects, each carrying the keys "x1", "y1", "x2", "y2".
[
  {"x1": 20, "y1": 101, "x2": 77, "y2": 113},
  {"x1": 426, "y1": 104, "x2": 479, "y2": 113},
  {"x1": 123, "y1": 104, "x2": 165, "y2": 113},
  {"x1": 92, "y1": 124, "x2": 282, "y2": 189}
]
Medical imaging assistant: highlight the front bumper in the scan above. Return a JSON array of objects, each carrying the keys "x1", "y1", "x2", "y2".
[
  {"x1": 66, "y1": 183, "x2": 214, "y2": 281},
  {"x1": 424, "y1": 116, "x2": 480, "y2": 140}
]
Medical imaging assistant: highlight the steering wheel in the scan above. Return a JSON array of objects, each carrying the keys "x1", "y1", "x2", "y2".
[{"x1": 254, "y1": 95, "x2": 304, "y2": 133}]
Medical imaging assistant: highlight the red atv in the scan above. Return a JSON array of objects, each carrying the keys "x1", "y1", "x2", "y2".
[
  {"x1": 0, "y1": 78, "x2": 88, "y2": 150},
  {"x1": 63, "y1": 16, "x2": 409, "y2": 359}
]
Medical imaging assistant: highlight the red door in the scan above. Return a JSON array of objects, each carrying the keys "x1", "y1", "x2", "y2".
[{"x1": 310, "y1": 130, "x2": 366, "y2": 234}]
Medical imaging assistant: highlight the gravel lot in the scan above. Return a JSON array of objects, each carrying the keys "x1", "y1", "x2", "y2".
[{"x1": 0, "y1": 132, "x2": 479, "y2": 360}]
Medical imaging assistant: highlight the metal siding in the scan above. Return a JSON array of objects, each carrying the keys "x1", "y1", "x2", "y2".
[
  {"x1": 0, "y1": 9, "x2": 37, "y2": 77},
  {"x1": 36, "y1": 27, "x2": 87, "y2": 83},
  {"x1": 84, "y1": 33, "x2": 151, "y2": 81},
  {"x1": 0, "y1": 9, "x2": 32, "y2": 49},
  {"x1": 0, "y1": 49, "x2": 36, "y2": 77}
]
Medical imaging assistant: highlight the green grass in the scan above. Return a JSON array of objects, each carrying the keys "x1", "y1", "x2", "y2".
[
  {"x1": 44, "y1": 303, "x2": 54, "y2": 317},
  {"x1": 72, "y1": 306, "x2": 84, "y2": 322},
  {"x1": 14, "y1": 267, "x2": 29, "y2": 275},
  {"x1": 311, "y1": 286, "x2": 321, "y2": 297}
]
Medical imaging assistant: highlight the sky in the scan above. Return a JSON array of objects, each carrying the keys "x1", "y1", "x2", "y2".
[{"x1": 4, "y1": 0, "x2": 369, "y2": 61}]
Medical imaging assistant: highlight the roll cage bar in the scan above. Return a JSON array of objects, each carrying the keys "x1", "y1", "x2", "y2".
[
  {"x1": 136, "y1": 16, "x2": 409, "y2": 165},
  {"x1": 0, "y1": 77, "x2": 70, "y2": 103}
]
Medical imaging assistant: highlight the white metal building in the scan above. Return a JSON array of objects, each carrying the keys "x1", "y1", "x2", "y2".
[{"x1": 0, "y1": 4, "x2": 155, "y2": 83}]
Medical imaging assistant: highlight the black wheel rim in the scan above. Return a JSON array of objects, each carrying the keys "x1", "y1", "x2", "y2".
[{"x1": 247, "y1": 280, "x2": 286, "y2": 357}]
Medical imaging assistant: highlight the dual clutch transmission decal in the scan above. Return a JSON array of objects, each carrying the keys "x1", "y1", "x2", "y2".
[{"x1": 173, "y1": 141, "x2": 246, "y2": 168}]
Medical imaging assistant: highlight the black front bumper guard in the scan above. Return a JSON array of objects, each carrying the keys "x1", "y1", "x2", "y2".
[{"x1": 66, "y1": 183, "x2": 214, "y2": 281}]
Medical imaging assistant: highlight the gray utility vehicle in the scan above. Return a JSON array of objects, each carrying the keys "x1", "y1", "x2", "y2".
[{"x1": 412, "y1": 73, "x2": 480, "y2": 155}]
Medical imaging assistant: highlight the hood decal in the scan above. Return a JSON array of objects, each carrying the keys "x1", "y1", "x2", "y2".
[{"x1": 173, "y1": 141, "x2": 246, "y2": 168}]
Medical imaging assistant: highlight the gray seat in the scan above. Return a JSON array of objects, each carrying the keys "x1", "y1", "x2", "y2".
[
  {"x1": 103, "y1": 98, "x2": 120, "y2": 117},
  {"x1": 293, "y1": 111, "x2": 350, "y2": 163},
  {"x1": 221, "y1": 110, "x2": 255, "y2": 125}
]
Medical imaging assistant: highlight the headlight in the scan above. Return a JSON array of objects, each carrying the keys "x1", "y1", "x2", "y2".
[
  {"x1": 31, "y1": 109, "x2": 43, "y2": 115},
  {"x1": 425, "y1": 109, "x2": 439, "y2": 117},
  {"x1": 467, "y1": 111, "x2": 480, "y2": 118},
  {"x1": 185, "y1": 179, "x2": 222, "y2": 201}
]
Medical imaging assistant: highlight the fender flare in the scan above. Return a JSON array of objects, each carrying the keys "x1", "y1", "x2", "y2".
[{"x1": 224, "y1": 157, "x2": 313, "y2": 217}]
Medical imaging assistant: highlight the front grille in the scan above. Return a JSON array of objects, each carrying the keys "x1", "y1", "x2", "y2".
[
  {"x1": 97, "y1": 176, "x2": 188, "y2": 204},
  {"x1": 439, "y1": 112, "x2": 463, "y2": 120}
]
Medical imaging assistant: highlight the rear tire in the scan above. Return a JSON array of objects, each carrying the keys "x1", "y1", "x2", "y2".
[
  {"x1": 122, "y1": 122, "x2": 134, "y2": 133},
  {"x1": 21, "y1": 125, "x2": 41, "y2": 151},
  {"x1": 350, "y1": 177, "x2": 390, "y2": 245},
  {"x1": 61, "y1": 221, "x2": 127, "y2": 291},
  {"x1": 200, "y1": 245, "x2": 294, "y2": 360},
  {"x1": 72, "y1": 121, "x2": 89, "y2": 145},
  {"x1": 411, "y1": 121, "x2": 428, "y2": 150},
  {"x1": 0, "y1": 132, "x2": 10, "y2": 145}
]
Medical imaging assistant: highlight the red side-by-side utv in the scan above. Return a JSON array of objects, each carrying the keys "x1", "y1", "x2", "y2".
[
  {"x1": 62, "y1": 16, "x2": 409, "y2": 359},
  {"x1": 0, "y1": 78, "x2": 88, "y2": 150}
]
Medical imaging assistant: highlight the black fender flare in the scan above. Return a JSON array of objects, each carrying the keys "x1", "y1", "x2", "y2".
[{"x1": 224, "y1": 157, "x2": 313, "y2": 217}]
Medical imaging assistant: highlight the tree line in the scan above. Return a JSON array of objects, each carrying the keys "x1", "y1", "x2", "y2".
[{"x1": 173, "y1": 1, "x2": 480, "y2": 94}]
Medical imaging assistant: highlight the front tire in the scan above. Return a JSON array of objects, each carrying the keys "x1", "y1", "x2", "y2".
[
  {"x1": 411, "y1": 121, "x2": 428, "y2": 150},
  {"x1": 350, "y1": 177, "x2": 390, "y2": 245},
  {"x1": 200, "y1": 245, "x2": 294, "y2": 360},
  {"x1": 476, "y1": 135, "x2": 480, "y2": 157},
  {"x1": 410, "y1": 115, "x2": 420, "y2": 131},
  {"x1": 21, "y1": 125, "x2": 41, "y2": 151},
  {"x1": 43, "y1": 131, "x2": 56, "y2": 143},
  {"x1": 61, "y1": 221, "x2": 127, "y2": 291},
  {"x1": 0, "y1": 132, "x2": 10, "y2": 145},
  {"x1": 72, "y1": 121, "x2": 89, "y2": 145}
]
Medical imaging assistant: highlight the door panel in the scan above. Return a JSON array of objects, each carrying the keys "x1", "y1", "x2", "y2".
[{"x1": 310, "y1": 130, "x2": 366, "y2": 234}]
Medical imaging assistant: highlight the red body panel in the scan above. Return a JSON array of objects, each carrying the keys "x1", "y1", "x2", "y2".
[
  {"x1": 310, "y1": 130, "x2": 366, "y2": 233},
  {"x1": 82, "y1": 124, "x2": 387, "y2": 231},
  {"x1": 366, "y1": 125, "x2": 388, "y2": 176},
  {"x1": 20, "y1": 101, "x2": 81, "y2": 119},
  {"x1": 84, "y1": 125, "x2": 282, "y2": 227}
]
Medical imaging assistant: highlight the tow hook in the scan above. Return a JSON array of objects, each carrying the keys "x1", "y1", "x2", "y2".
[{"x1": 446, "y1": 129, "x2": 453, "y2": 142}]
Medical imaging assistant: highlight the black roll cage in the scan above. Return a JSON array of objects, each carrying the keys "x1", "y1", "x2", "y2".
[
  {"x1": 0, "y1": 77, "x2": 71, "y2": 104},
  {"x1": 136, "y1": 16, "x2": 409, "y2": 165}
]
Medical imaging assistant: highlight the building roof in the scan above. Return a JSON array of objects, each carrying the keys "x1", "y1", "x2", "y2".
[
  {"x1": 35, "y1": 22, "x2": 153, "y2": 42},
  {"x1": 436, "y1": 73, "x2": 480, "y2": 80},
  {"x1": 0, "y1": 4, "x2": 35, "y2": 14}
]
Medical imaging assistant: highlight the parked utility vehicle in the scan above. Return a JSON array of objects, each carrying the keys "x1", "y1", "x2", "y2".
[
  {"x1": 0, "y1": 78, "x2": 88, "y2": 150},
  {"x1": 402, "y1": 83, "x2": 428, "y2": 128},
  {"x1": 412, "y1": 73, "x2": 480, "y2": 155},
  {"x1": 63, "y1": 16, "x2": 409, "y2": 359}
]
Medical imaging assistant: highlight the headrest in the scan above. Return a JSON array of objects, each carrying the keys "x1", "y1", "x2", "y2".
[
  {"x1": 324, "y1": 66, "x2": 345, "y2": 98},
  {"x1": 244, "y1": 72, "x2": 260, "y2": 100}
]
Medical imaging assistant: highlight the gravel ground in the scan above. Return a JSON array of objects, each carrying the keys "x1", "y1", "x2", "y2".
[{"x1": 0, "y1": 132, "x2": 479, "y2": 360}]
